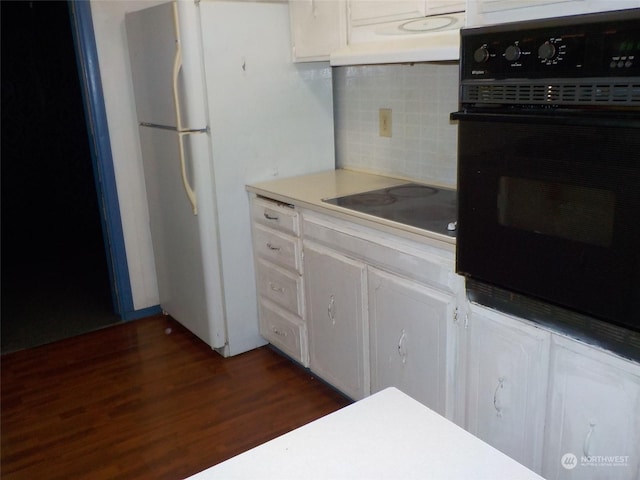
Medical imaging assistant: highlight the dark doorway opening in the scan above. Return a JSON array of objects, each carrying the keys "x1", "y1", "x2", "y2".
[{"x1": 1, "y1": 1, "x2": 121, "y2": 353}]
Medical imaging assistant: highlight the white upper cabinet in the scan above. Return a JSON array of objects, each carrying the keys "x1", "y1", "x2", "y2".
[
  {"x1": 466, "y1": 0, "x2": 640, "y2": 27},
  {"x1": 542, "y1": 336, "x2": 640, "y2": 480},
  {"x1": 349, "y1": 1, "x2": 427, "y2": 25},
  {"x1": 465, "y1": 303, "x2": 551, "y2": 474},
  {"x1": 349, "y1": 0, "x2": 464, "y2": 26},
  {"x1": 425, "y1": 0, "x2": 466, "y2": 15},
  {"x1": 368, "y1": 267, "x2": 457, "y2": 417},
  {"x1": 289, "y1": 0, "x2": 347, "y2": 62}
]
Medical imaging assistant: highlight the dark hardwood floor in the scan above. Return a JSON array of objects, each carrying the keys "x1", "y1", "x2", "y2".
[{"x1": 1, "y1": 315, "x2": 352, "y2": 479}]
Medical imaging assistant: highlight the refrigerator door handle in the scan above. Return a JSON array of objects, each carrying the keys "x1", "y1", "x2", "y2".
[
  {"x1": 172, "y1": 3, "x2": 197, "y2": 215},
  {"x1": 177, "y1": 132, "x2": 198, "y2": 215}
]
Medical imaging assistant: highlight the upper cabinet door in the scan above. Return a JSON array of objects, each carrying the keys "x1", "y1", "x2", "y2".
[
  {"x1": 425, "y1": 0, "x2": 465, "y2": 15},
  {"x1": 466, "y1": 0, "x2": 640, "y2": 26},
  {"x1": 542, "y1": 336, "x2": 640, "y2": 480},
  {"x1": 348, "y1": 0, "x2": 426, "y2": 26},
  {"x1": 465, "y1": 304, "x2": 551, "y2": 474},
  {"x1": 289, "y1": 0, "x2": 347, "y2": 62}
]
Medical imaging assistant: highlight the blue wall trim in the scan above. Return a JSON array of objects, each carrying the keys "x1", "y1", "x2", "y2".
[{"x1": 68, "y1": 0, "x2": 141, "y2": 319}]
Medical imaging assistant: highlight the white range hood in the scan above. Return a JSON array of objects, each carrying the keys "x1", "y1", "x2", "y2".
[{"x1": 330, "y1": 12, "x2": 464, "y2": 66}]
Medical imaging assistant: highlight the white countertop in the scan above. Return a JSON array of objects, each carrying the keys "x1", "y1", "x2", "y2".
[
  {"x1": 247, "y1": 169, "x2": 456, "y2": 248},
  {"x1": 187, "y1": 387, "x2": 544, "y2": 480}
]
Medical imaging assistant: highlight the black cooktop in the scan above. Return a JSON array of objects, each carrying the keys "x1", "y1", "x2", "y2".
[{"x1": 323, "y1": 183, "x2": 457, "y2": 237}]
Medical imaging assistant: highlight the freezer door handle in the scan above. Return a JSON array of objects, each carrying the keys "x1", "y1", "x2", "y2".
[{"x1": 172, "y1": 2, "x2": 197, "y2": 215}]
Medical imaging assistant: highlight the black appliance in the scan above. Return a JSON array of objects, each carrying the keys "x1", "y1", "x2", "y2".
[
  {"x1": 323, "y1": 184, "x2": 457, "y2": 237},
  {"x1": 451, "y1": 9, "x2": 640, "y2": 358}
]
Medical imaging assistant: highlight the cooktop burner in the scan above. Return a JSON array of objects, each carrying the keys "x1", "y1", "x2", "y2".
[{"x1": 323, "y1": 183, "x2": 457, "y2": 237}]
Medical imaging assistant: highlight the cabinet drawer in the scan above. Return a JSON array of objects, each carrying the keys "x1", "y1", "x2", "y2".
[
  {"x1": 256, "y1": 258, "x2": 304, "y2": 316},
  {"x1": 251, "y1": 197, "x2": 299, "y2": 235},
  {"x1": 259, "y1": 300, "x2": 307, "y2": 365},
  {"x1": 253, "y1": 224, "x2": 301, "y2": 272}
]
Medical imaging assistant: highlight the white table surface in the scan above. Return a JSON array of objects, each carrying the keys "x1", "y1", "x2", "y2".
[{"x1": 187, "y1": 387, "x2": 544, "y2": 480}]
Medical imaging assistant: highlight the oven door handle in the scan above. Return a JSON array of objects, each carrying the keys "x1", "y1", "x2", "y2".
[{"x1": 450, "y1": 110, "x2": 640, "y2": 128}]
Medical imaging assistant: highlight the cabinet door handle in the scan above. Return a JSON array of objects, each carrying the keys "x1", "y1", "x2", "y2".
[
  {"x1": 493, "y1": 377, "x2": 505, "y2": 417},
  {"x1": 264, "y1": 212, "x2": 279, "y2": 221},
  {"x1": 397, "y1": 329, "x2": 408, "y2": 364},
  {"x1": 268, "y1": 282, "x2": 284, "y2": 293},
  {"x1": 583, "y1": 420, "x2": 597, "y2": 457},
  {"x1": 327, "y1": 295, "x2": 336, "y2": 325},
  {"x1": 266, "y1": 242, "x2": 281, "y2": 251},
  {"x1": 271, "y1": 326, "x2": 287, "y2": 338}
]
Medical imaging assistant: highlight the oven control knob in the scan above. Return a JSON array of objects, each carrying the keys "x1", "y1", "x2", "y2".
[
  {"x1": 538, "y1": 41, "x2": 556, "y2": 61},
  {"x1": 473, "y1": 46, "x2": 490, "y2": 63},
  {"x1": 504, "y1": 45, "x2": 522, "y2": 62}
]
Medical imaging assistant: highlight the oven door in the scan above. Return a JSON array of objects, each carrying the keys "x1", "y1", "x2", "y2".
[{"x1": 454, "y1": 111, "x2": 640, "y2": 331}]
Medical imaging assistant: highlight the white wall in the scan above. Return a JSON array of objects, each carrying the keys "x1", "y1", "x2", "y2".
[
  {"x1": 90, "y1": 0, "x2": 165, "y2": 310},
  {"x1": 333, "y1": 62, "x2": 459, "y2": 188}
]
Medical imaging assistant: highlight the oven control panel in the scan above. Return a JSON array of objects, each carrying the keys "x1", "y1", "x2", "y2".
[{"x1": 461, "y1": 9, "x2": 640, "y2": 80}]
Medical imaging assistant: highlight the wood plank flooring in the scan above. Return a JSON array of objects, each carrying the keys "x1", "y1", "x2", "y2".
[{"x1": 1, "y1": 315, "x2": 351, "y2": 479}]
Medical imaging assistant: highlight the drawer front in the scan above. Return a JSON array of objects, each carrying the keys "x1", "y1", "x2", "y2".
[
  {"x1": 253, "y1": 224, "x2": 301, "y2": 272},
  {"x1": 251, "y1": 197, "x2": 299, "y2": 235},
  {"x1": 256, "y1": 259, "x2": 304, "y2": 316},
  {"x1": 259, "y1": 300, "x2": 307, "y2": 365}
]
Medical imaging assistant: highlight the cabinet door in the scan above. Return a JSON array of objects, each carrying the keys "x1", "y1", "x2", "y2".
[
  {"x1": 542, "y1": 336, "x2": 640, "y2": 480},
  {"x1": 289, "y1": 0, "x2": 347, "y2": 62},
  {"x1": 466, "y1": 304, "x2": 551, "y2": 473},
  {"x1": 304, "y1": 242, "x2": 368, "y2": 400},
  {"x1": 369, "y1": 267, "x2": 455, "y2": 417},
  {"x1": 425, "y1": 0, "x2": 465, "y2": 15},
  {"x1": 349, "y1": 0, "x2": 426, "y2": 26},
  {"x1": 466, "y1": 0, "x2": 640, "y2": 26}
]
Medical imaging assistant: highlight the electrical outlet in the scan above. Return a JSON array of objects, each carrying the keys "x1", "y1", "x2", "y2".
[{"x1": 379, "y1": 108, "x2": 392, "y2": 137}]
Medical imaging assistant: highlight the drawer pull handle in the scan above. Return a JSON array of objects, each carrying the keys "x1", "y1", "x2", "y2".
[
  {"x1": 327, "y1": 295, "x2": 336, "y2": 325},
  {"x1": 269, "y1": 282, "x2": 284, "y2": 293},
  {"x1": 264, "y1": 212, "x2": 279, "y2": 221},
  {"x1": 397, "y1": 329, "x2": 407, "y2": 364},
  {"x1": 266, "y1": 242, "x2": 281, "y2": 251},
  {"x1": 493, "y1": 377, "x2": 505, "y2": 417},
  {"x1": 271, "y1": 326, "x2": 287, "y2": 337},
  {"x1": 583, "y1": 420, "x2": 596, "y2": 457}
]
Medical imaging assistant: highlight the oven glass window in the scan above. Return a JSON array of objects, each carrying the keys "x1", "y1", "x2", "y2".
[{"x1": 497, "y1": 176, "x2": 615, "y2": 247}]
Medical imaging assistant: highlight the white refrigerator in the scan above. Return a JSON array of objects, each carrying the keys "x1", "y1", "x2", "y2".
[{"x1": 125, "y1": 0, "x2": 335, "y2": 355}]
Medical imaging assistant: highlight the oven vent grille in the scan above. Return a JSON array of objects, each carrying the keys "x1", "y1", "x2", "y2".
[{"x1": 463, "y1": 81, "x2": 640, "y2": 106}]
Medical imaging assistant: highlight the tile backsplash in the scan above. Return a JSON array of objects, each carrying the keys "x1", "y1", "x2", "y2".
[{"x1": 333, "y1": 62, "x2": 459, "y2": 188}]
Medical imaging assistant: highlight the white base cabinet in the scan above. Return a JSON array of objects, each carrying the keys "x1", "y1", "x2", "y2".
[
  {"x1": 249, "y1": 188, "x2": 640, "y2": 480},
  {"x1": 369, "y1": 267, "x2": 456, "y2": 417},
  {"x1": 304, "y1": 241, "x2": 369, "y2": 400},
  {"x1": 465, "y1": 304, "x2": 551, "y2": 474},
  {"x1": 250, "y1": 196, "x2": 308, "y2": 365},
  {"x1": 542, "y1": 336, "x2": 640, "y2": 480},
  {"x1": 301, "y1": 209, "x2": 462, "y2": 411}
]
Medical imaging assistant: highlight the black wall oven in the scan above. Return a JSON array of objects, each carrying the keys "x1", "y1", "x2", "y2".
[{"x1": 452, "y1": 9, "x2": 640, "y2": 359}]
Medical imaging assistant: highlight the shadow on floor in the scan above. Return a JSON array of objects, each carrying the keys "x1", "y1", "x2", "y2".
[{"x1": 1, "y1": 248, "x2": 122, "y2": 354}]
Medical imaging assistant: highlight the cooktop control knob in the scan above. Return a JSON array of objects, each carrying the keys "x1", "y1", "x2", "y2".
[
  {"x1": 473, "y1": 46, "x2": 490, "y2": 63},
  {"x1": 504, "y1": 44, "x2": 522, "y2": 62},
  {"x1": 538, "y1": 41, "x2": 557, "y2": 61}
]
